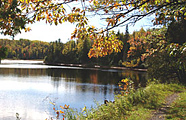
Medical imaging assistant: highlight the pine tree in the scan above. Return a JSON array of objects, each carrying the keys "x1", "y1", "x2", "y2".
[{"x1": 123, "y1": 25, "x2": 130, "y2": 61}]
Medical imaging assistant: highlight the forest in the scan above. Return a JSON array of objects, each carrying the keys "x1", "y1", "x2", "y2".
[
  {"x1": 43, "y1": 26, "x2": 130, "y2": 66},
  {"x1": 0, "y1": 26, "x2": 149, "y2": 66},
  {"x1": 0, "y1": 27, "x2": 129, "y2": 66},
  {"x1": 0, "y1": 38, "x2": 50, "y2": 59}
]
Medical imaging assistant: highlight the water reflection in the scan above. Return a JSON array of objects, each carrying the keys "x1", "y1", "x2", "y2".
[
  {"x1": 119, "y1": 70, "x2": 148, "y2": 87},
  {"x1": 0, "y1": 67, "x2": 147, "y2": 87},
  {"x1": 0, "y1": 68, "x2": 47, "y2": 77},
  {"x1": 48, "y1": 68, "x2": 121, "y2": 84},
  {"x1": 0, "y1": 60, "x2": 147, "y2": 120}
]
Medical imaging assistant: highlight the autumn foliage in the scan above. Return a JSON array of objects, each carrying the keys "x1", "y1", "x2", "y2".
[{"x1": 1, "y1": 0, "x2": 185, "y2": 57}]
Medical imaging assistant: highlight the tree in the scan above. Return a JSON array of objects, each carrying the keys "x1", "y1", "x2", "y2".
[
  {"x1": 2, "y1": 0, "x2": 185, "y2": 57},
  {"x1": 125, "y1": 27, "x2": 186, "y2": 83},
  {"x1": 0, "y1": 46, "x2": 7, "y2": 63},
  {"x1": 0, "y1": 38, "x2": 50, "y2": 60},
  {"x1": 123, "y1": 25, "x2": 130, "y2": 61},
  {"x1": 77, "y1": 38, "x2": 91, "y2": 64},
  {"x1": 0, "y1": 0, "x2": 31, "y2": 39},
  {"x1": 146, "y1": 42, "x2": 186, "y2": 84},
  {"x1": 166, "y1": 19, "x2": 186, "y2": 45}
]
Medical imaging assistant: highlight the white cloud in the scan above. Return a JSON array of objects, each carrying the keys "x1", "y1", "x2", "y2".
[
  {"x1": 0, "y1": 21, "x2": 76, "y2": 43},
  {"x1": 18, "y1": 21, "x2": 76, "y2": 43}
]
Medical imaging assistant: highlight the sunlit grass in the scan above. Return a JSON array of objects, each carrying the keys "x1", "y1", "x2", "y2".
[
  {"x1": 126, "y1": 107, "x2": 153, "y2": 120},
  {"x1": 64, "y1": 83, "x2": 185, "y2": 120}
]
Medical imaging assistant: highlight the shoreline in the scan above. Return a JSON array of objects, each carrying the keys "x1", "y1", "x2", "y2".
[
  {"x1": 44, "y1": 62, "x2": 147, "y2": 72},
  {"x1": 2, "y1": 59, "x2": 147, "y2": 72}
]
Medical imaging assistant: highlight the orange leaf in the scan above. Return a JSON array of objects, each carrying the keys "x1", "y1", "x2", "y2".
[
  {"x1": 65, "y1": 104, "x2": 69, "y2": 109},
  {"x1": 60, "y1": 110, "x2": 64, "y2": 114}
]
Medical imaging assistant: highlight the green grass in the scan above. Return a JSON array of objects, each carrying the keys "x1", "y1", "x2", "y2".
[
  {"x1": 65, "y1": 83, "x2": 185, "y2": 120},
  {"x1": 126, "y1": 107, "x2": 153, "y2": 120},
  {"x1": 166, "y1": 91, "x2": 186, "y2": 120}
]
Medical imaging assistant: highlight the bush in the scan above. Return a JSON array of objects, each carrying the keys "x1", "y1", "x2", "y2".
[{"x1": 146, "y1": 43, "x2": 186, "y2": 84}]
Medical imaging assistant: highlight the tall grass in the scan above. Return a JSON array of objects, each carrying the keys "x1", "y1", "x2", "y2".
[{"x1": 65, "y1": 83, "x2": 185, "y2": 120}]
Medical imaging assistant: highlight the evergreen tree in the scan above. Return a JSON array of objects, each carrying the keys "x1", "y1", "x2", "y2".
[
  {"x1": 0, "y1": 46, "x2": 7, "y2": 63},
  {"x1": 81, "y1": 39, "x2": 91, "y2": 64},
  {"x1": 123, "y1": 25, "x2": 130, "y2": 61}
]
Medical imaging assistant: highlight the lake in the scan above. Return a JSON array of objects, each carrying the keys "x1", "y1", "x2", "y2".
[{"x1": 0, "y1": 60, "x2": 147, "y2": 120}]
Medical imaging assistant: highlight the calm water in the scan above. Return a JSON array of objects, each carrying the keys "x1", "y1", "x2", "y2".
[{"x1": 0, "y1": 60, "x2": 147, "y2": 120}]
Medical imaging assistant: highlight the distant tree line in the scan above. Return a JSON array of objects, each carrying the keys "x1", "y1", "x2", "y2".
[
  {"x1": 44, "y1": 26, "x2": 130, "y2": 66},
  {"x1": 0, "y1": 39, "x2": 50, "y2": 60},
  {"x1": 0, "y1": 45, "x2": 7, "y2": 63},
  {"x1": 0, "y1": 26, "x2": 164, "y2": 67},
  {"x1": 44, "y1": 26, "x2": 155, "y2": 67}
]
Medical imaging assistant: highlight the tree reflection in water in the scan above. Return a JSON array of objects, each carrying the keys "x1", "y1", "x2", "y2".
[{"x1": 0, "y1": 67, "x2": 147, "y2": 89}]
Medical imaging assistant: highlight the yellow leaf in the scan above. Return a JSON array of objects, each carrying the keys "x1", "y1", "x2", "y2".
[{"x1": 82, "y1": 106, "x2": 86, "y2": 112}]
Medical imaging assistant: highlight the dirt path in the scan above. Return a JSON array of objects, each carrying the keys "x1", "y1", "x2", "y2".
[{"x1": 149, "y1": 93, "x2": 179, "y2": 120}]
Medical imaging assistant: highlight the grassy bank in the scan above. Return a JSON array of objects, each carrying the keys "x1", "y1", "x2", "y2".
[{"x1": 64, "y1": 83, "x2": 185, "y2": 120}]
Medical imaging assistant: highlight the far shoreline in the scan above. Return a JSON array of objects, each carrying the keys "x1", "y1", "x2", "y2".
[
  {"x1": 44, "y1": 62, "x2": 147, "y2": 72},
  {"x1": 1, "y1": 59, "x2": 147, "y2": 72}
]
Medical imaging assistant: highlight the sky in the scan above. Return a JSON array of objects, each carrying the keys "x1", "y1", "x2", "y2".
[
  {"x1": 0, "y1": 2, "x2": 155, "y2": 43},
  {"x1": 0, "y1": 21, "x2": 76, "y2": 43},
  {"x1": 0, "y1": 18, "x2": 154, "y2": 43}
]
